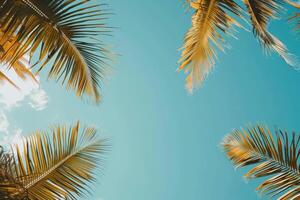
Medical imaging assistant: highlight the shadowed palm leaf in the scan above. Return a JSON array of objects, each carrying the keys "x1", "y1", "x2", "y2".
[
  {"x1": 243, "y1": 0, "x2": 294, "y2": 65},
  {"x1": 179, "y1": 0, "x2": 243, "y2": 93},
  {"x1": 0, "y1": 146, "x2": 24, "y2": 200},
  {"x1": 222, "y1": 125, "x2": 300, "y2": 200},
  {"x1": 179, "y1": 0, "x2": 294, "y2": 93},
  {"x1": 0, "y1": 122, "x2": 107, "y2": 200},
  {"x1": 0, "y1": 0, "x2": 111, "y2": 102}
]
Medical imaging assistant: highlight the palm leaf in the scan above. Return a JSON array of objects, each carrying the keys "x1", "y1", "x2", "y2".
[
  {"x1": 179, "y1": 0, "x2": 243, "y2": 93},
  {"x1": 0, "y1": 122, "x2": 107, "y2": 200},
  {"x1": 243, "y1": 0, "x2": 294, "y2": 66},
  {"x1": 179, "y1": 0, "x2": 295, "y2": 93},
  {"x1": 0, "y1": 30, "x2": 37, "y2": 88},
  {"x1": 222, "y1": 125, "x2": 300, "y2": 200},
  {"x1": 0, "y1": 0, "x2": 111, "y2": 103},
  {"x1": 0, "y1": 146, "x2": 26, "y2": 200},
  {"x1": 285, "y1": 0, "x2": 300, "y2": 9},
  {"x1": 286, "y1": 0, "x2": 300, "y2": 31},
  {"x1": 0, "y1": 71, "x2": 19, "y2": 89}
]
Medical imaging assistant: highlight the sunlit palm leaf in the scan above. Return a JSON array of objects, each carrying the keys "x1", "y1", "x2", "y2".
[
  {"x1": 179, "y1": 0, "x2": 243, "y2": 93},
  {"x1": 285, "y1": 0, "x2": 300, "y2": 9},
  {"x1": 179, "y1": 0, "x2": 295, "y2": 93},
  {"x1": 222, "y1": 125, "x2": 300, "y2": 200},
  {"x1": 0, "y1": 0, "x2": 111, "y2": 102},
  {"x1": 0, "y1": 122, "x2": 107, "y2": 200},
  {"x1": 243, "y1": 0, "x2": 294, "y2": 66},
  {"x1": 0, "y1": 71, "x2": 19, "y2": 89},
  {"x1": 286, "y1": 0, "x2": 300, "y2": 31},
  {"x1": 0, "y1": 30, "x2": 37, "y2": 88}
]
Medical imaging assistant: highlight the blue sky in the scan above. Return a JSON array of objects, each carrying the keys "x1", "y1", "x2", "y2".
[{"x1": 1, "y1": 1, "x2": 300, "y2": 200}]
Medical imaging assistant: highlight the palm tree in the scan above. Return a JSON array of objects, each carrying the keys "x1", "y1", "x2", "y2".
[
  {"x1": 0, "y1": 122, "x2": 107, "y2": 200},
  {"x1": 0, "y1": 0, "x2": 111, "y2": 102},
  {"x1": 222, "y1": 125, "x2": 300, "y2": 200},
  {"x1": 179, "y1": 0, "x2": 298, "y2": 93}
]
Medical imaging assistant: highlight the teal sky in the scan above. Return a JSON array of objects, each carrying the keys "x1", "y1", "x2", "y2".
[{"x1": 1, "y1": 1, "x2": 300, "y2": 200}]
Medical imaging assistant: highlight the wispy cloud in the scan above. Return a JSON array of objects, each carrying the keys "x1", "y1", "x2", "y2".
[
  {"x1": 1, "y1": 128, "x2": 24, "y2": 147},
  {"x1": 0, "y1": 111, "x2": 24, "y2": 146},
  {"x1": 0, "y1": 57, "x2": 49, "y2": 145},
  {"x1": 29, "y1": 89, "x2": 49, "y2": 111},
  {"x1": 0, "y1": 63, "x2": 49, "y2": 110},
  {"x1": 0, "y1": 112, "x2": 9, "y2": 135}
]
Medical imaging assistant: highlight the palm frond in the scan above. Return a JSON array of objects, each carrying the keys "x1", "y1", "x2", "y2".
[
  {"x1": 0, "y1": 122, "x2": 107, "y2": 200},
  {"x1": 222, "y1": 125, "x2": 300, "y2": 200},
  {"x1": 178, "y1": 0, "x2": 243, "y2": 93},
  {"x1": 243, "y1": 0, "x2": 295, "y2": 66},
  {"x1": 0, "y1": 0, "x2": 111, "y2": 103},
  {"x1": 0, "y1": 70, "x2": 19, "y2": 89},
  {"x1": 285, "y1": 0, "x2": 300, "y2": 9},
  {"x1": 0, "y1": 146, "x2": 26, "y2": 200},
  {"x1": 286, "y1": 0, "x2": 300, "y2": 32},
  {"x1": 0, "y1": 30, "x2": 37, "y2": 88}
]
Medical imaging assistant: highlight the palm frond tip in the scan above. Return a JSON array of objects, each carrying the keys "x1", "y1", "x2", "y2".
[
  {"x1": 179, "y1": 0, "x2": 296, "y2": 92},
  {"x1": 243, "y1": 0, "x2": 295, "y2": 66},
  {"x1": 179, "y1": 0, "x2": 243, "y2": 93},
  {"x1": 222, "y1": 125, "x2": 300, "y2": 200}
]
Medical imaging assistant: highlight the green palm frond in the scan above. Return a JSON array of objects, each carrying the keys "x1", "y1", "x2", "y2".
[
  {"x1": 0, "y1": 0, "x2": 111, "y2": 103},
  {"x1": 179, "y1": 0, "x2": 243, "y2": 93},
  {"x1": 0, "y1": 122, "x2": 107, "y2": 200},
  {"x1": 222, "y1": 125, "x2": 300, "y2": 200}
]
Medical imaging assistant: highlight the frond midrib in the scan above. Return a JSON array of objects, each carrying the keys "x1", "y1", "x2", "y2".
[
  {"x1": 18, "y1": 0, "x2": 95, "y2": 93},
  {"x1": 244, "y1": 0, "x2": 265, "y2": 32},
  {"x1": 194, "y1": 0, "x2": 216, "y2": 50},
  {"x1": 21, "y1": 0, "x2": 49, "y2": 19},
  {"x1": 238, "y1": 142, "x2": 300, "y2": 179},
  {"x1": 23, "y1": 141, "x2": 96, "y2": 190}
]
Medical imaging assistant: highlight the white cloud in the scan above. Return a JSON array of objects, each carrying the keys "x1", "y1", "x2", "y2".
[
  {"x1": 0, "y1": 56, "x2": 49, "y2": 146},
  {"x1": 0, "y1": 112, "x2": 24, "y2": 146},
  {"x1": 0, "y1": 112, "x2": 9, "y2": 135},
  {"x1": 29, "y1": 88, "x2": 49, "y2": 111},
  {"x1": 0, "y1": 57, "x2": 48, "y2": 110},
  {"x1": 1, "y1": 128, "x2": 24, "y2": 146}
]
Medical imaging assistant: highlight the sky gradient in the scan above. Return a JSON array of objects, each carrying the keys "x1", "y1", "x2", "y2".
[{"x1": 1, "y1": 1, "x2": 300, "y2": 200}]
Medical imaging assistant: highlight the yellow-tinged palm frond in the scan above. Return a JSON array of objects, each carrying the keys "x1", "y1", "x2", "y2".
[
  {"x1": 286, "y1": 0, "x2": 300, "y2": 31},
  {"x1": 179, "y1": 0, "x2": 243, "y2": 93},
  {"x1": 0, "y1": 122, "x2": 108, "y2": 200},
  {"x1": 0, "y1": 71, "x2": 19, "y2": 89},
  {"x1": 243, "y1": 0, "x2": 295, "y2": 66},
  {"x1": 285, "y1": 0, "x2": 300, "y2": 9},
  {"x1": 222, "y1": 125, "x2": 300, "y2": 200},
  {"x1": 0, "y1": 0, "x2": 111, "y2": 103},
  {"x1": 0, "y1": 30, "x2": 37, "y2": 88}
]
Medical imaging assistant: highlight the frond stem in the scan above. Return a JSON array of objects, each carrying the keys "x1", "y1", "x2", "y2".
[
  {"x1": 238, "y1": 143, "x2": 300, "y2": 179},
  {"x1": 23, "y1": 141, "x2": 95, "y2": 190}
]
